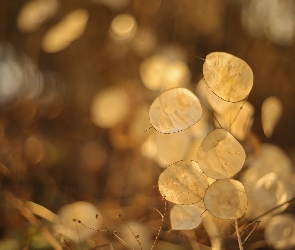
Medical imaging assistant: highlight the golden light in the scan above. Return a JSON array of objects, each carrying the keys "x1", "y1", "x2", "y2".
[
  {"x1": 162, "y1": 60, "x2": 191, "y2": 89},
  {"x1": 17, "y1": 0, "x2": 59, "y2": 32},
  {"x1": 261, "y1": 96, "x2": 283, "y2": 137},
  {"x1": 80, "y1": 141, "x2": 107, "y2": 171},
  {"x1": 42, "y1": 8, "x2": 89, "y2": 53},
  {"x1": 23, "y1": 135, "x2": 44, "y2": 164},
  {"x1": 109, "y1": 14, "x2": 137, "y2": 41},
  {"x1": 133, "y1": 27, "x2": 157, "y2": 56},
  {"x1": 139, "y1": 55, "x2": 168, "y2": 90},
  {"x1": 90, "y1": 87, "x2": 130, "y2": 128},
  {"x1": 92, "y1": 0, "x2": 129, "y2": 11},
  {"x1": 139, "y1": 55, "x2": 191, "y2": 90},
  {"x1": 141, "y1": 134, "x2": 158, "y2": 159}
]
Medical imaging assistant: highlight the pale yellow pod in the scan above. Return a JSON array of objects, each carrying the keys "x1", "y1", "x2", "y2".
[
  {"x1": 198, "y1": 129, "x2": 246, "y2": 179},
  {"x1": 240, "y1": 143, "x2": 293, "y2": 193},
  {"x1": 158, "y1": 160, "x2": 209, "y2": 205},
  {"x1": 265, "y1": 214, "x2": 295, "y2": 249},
  {"x1": 214, "y1": 100, "x2": 254, "y2": 140},
  {"x1": 204, "y1": 179, "x2": 247, "y2": 219},
  {"x1": 203, "y1": 52, "x2": 253, "y2": 103},
  {"x1": 170, "y1": 204, "x2": 203, "y2": 230},
  {"x1": 206, "y1": 85, "x2": 239, "y2": 115},
  {"x1": 149, "y1": 88, "x2": 202, "y2": 133},
  {"x1": 261, "y1": 96, "x2": 283, "y2": 137}
]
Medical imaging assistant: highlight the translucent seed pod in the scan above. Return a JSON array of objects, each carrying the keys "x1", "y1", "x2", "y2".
[
  {"x1": 265, "y1": 214, "x2": 295, "y2": 249},
  {"x1": 170, "y1": 204, "x2": 203, "y2": 230},
  {"x1": 149, "y1": 88, "x2": 202, "y2": 133},
  {"x1": 252, "y1": 172, "x2": 293, "y2": 212},
  {"x1": 203, "y1": 179, "x2": 247, "y2": 219},
  {"x1": 246, "y1": 172, "x2": 293, "y2": 220},
  {"x1": 205, "y1": 85, "x2": 239, "y2": 115},
  {"x1": 158, "y1": 160, "x2": 209, "y2": 205},
  {"x1": 240, "y1": 143, "x2": 293, "y2": 193},
  {"x1": 214, "y1": 100, "x2": 254, "y2": 141},
  {"x1": 154, "y1": 130, "x2": 190, "y2": 168},
  {"x1": 197, "y1": 129, "x2": 246, "y2": 179},
  {"x1": 203, "y1": 52, "x2": 253, "y2": 103}
]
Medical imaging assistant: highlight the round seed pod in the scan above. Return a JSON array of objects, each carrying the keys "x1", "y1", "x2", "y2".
[
  {"x1": 203, "y1": 52, "x2": 253, "y2": 103},
  {"x1": 197, "y1": 129, "x2": 246, "y2": 179},
  {"x1": 158, "y1": 160, "x2": 209, "y2": 205},
  {"x1": 203, "y1": 179, "x2": 247, "y2": 219},
  {"x1": 170, "y1": 204, "x2": 203, "y2": 230},
  {"x1": 149, "y1": 88, "x2": 202, "y2": 133},
  {"x1": 265, "y1": 214, "x2": 295, "y2": 249}
]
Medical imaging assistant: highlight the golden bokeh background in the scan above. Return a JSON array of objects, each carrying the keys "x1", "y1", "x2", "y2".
[{"x1": 1, "y1": 0, "x2": 295, "y2": 249}]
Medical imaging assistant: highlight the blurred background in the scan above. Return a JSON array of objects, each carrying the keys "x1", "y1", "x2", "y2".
[{"x1": 1, "y1": 0, "x2": 295, "y2": 249}]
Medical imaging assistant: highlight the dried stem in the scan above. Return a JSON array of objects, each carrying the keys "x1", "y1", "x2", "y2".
[{"x1": 235, "y1": 219, "x2": 243, "y2": 250}]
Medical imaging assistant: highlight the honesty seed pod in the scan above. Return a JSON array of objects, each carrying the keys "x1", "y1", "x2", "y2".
[
  {"x1": 170, "y1": 204, "x2": 203, "y2": 230},
  {"x1": 149, "y1": 88, "x2": 202, "y2": 133},
  {"x1": 158, "y1": 160, "x2": 209, "y2": 205},
  {"x1": 203, "y1": 52, "x2": 253, "y2": 103},
  {"x1": 197, "y1": 129, "x2": 246, "y2": 179},
  {"x1": 203, "y1": 179, "x2": 247, "y2": 219}
]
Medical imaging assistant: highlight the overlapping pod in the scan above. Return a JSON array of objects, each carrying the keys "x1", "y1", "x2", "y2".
[
  {"x1": 203, "y1": 179, "x2": 247, "y2": 219},
  {"x1": 203, "y1": 52, "x2": 253, "y2": 103},
  {"x1": 158, "y1": 160, "x2": 209, "y2": 205},
  {"x1": 149, "y1": 88, "x2": 202, "y2": 133},
  {"x1": 197, "y1": 129, "x2": 246, "y2": 179},
  {"x1": 264, "y1": 214, "x2": 295, "y2": 249},
  {"x1": 170, "y1": 204, "x2": 203, "y2": 230}
]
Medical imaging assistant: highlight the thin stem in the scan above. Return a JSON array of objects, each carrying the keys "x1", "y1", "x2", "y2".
[
  {"x1": 249, "y1": 196, "x2": 295, "y2": 223},
  {"x1": 150, "y1": 200, "x2": 166, "y2": 250},
  {"x1": 235, "y1": 219, "x2": 243, "y2": 250},
  {"x1": 200, "y1": 102, "x2": 223, "y2": 129},
  {"x1": 229, "y1": 98, "x2": 247, "y2": 129},
  {"x1": 185, "y1": 230, "x2": 201, "y2": 250}
]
